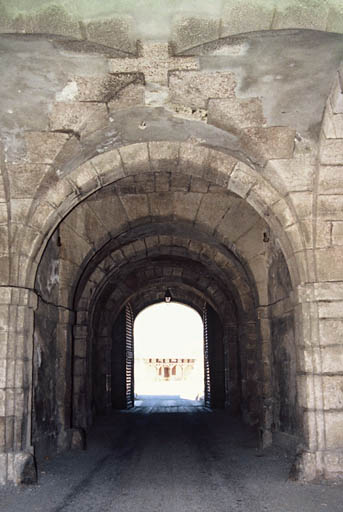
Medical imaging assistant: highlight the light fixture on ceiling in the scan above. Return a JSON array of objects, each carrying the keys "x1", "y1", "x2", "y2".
[{"x1": 164, "y1": 288, "x2": 172, "y2": 303}]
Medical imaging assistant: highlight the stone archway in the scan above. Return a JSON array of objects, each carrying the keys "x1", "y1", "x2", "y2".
[{"x1": 3, "y1": 24, "x2": 343, "y2": 484}]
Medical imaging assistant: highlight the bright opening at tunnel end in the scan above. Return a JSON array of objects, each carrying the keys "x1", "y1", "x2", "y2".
[{"x1": 134, "y1": 302, "x2": 205, "y2": 403}]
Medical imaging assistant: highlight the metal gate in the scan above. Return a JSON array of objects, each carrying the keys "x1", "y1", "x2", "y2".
[
  {"x1": 203, "y1": 302, "x2": 211, "y2": 408},
  {"x1": 125, "y1": 303, "x2": 134, "y2": 409}
]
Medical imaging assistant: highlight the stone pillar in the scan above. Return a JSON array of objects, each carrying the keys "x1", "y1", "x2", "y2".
[
  {"x1": 56, "y1": 309, "x2": 75, "y2": 452},
  {"x1": 0, "y1": 286, "x2": 37, "y2": 485},
  {"x1": 293, "y1": 283, "x2": 340, "y2": 481},
  {"x1": 257, "y1": 306, "x2": 273, "y2": 448}
]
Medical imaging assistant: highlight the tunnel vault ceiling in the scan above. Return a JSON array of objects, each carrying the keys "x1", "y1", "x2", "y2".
[{"x1": 46, "y1": 171, "x2": 269, "y2": 318}]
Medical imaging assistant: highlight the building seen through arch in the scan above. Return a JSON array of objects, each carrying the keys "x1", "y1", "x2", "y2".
[
  {"x1": 1, "y1": 0, "x2": 343, "y2": 489},
  {"x1": 134, "y1": 302, "x2": 204, "y2": 401}
]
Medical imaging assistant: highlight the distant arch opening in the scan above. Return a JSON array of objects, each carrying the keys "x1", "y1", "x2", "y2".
[{"x1": 134, "y1": 303, "x2": 205, "y2": 406}]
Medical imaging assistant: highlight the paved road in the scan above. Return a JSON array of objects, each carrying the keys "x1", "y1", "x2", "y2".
[{"x1": 1, "y1": 397, "x2": 342, "y2": 512}]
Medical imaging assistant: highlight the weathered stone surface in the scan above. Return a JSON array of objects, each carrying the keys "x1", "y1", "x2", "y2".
[
  {"x1": 169, "y1": 71, "x2": 236, "y2": 108},
  {"x1": 171, "y1": 15, "x2": 220, "y2": 52},
  {"x1": 318, "y1": 195, "x2": 343, "y2": 220},
  {"x1": 208, "y1": 97, "x2": 266, "y2": 132},
  {"x1": 119, "y1": 143, "x2": 150, "y2": 175},
  {"x1": 221, "y1": 1, "x2": 274, "y2": 36},
  {"x1": 272, "y1": 2, "x2": 328, "y2": 31},
  {"x1": 109, "y1": 42, "x2": 199, "y2": 85},
  {"x1": 242, "y1": 127, "x2": 295, "y2": 161},
  {"x1": 325, "y1": 412, "x2": 343, "y2": 449},
  {"x1": 23, "y1": 132, "x2": 69, "y2": 164},
  {"x1": 108, "y1": 84, "x2": 145, "y2": 111},
  {"x1": 320, "y1": 139, "x2": 343, "y2": 165},
  {"x1": 8, "y1": 164, "x2": 50, "y2": 199},
  {"x1": 49, "y1": 103, "x2": 107, "y2": 134},
  {"x1": 332, "y1": 222, "x2": 343, "y2": 246},
  {"x1": 318, "y1": 166, "x2": 343, "y2": 194},
  {"x1": 85, "y1": 16, "x2": 135, "y2": 53}
]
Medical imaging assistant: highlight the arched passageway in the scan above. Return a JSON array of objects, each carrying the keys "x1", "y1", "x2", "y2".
[
  {"x1": 4, "y1": 20, "x2": 343, "y2": 486},
  {"x1": 30, "y1": 150, "x2": 299, "y2": 477}
]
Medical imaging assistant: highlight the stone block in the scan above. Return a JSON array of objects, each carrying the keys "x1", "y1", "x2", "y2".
[
  {"x1": 264, "y1": 158, "x2": 314, "y2": 194},
  {"x1": 28, "y1": 5, "x2": 81, "y2": 40},
  {"x1": 68, "y1": 161, "x2": 99, "y2": 196},
  {"x1": 169, "y1": 71, "x2": 236, "y2": 109},
  {"x1": 320, "y1": 139, "x2": 343, "y2": 165},
  {"x1": 108, "y1": 83, "x2": 145, "y2": 111},
  {"x1": 149, "y1": 192, "x2": 174, "y2": 218},
  {"x1": 8, "y1": 164, "x2": 50, "y2": 199},
  {"x1": 44, "y1": 178, "x2": 75, "y2": 208},
  {"x1": 171, "y1": 15, "x2": 220, "y2": 52},
  {"x1": 325, "y1": 412, "x2": 343, "y2": 449},
  {"x1": 85, "y1": 16, "x2": 135, "y2": 53},
  {"x1": 327, "y1": 5, "x2": 343, "y2": 34},
  {"x1": 316, "y1": 248, "x2": 343, "y2": 281},
  {"x1": 24, "y1": 132, "x2": 69, "y2": 164},
  {"x1": 120, "y1": 194, "x2": 150, "y2": 222},
  {"x1": 329, "y1": 75, "x2": 343, "y2": 115},
  {"x1": 178, "y1": 144, "x2": 209, "y2": 178},
  {"x1": 322, "y1": 105, "x2": 343, "y2": 139},
  {"x1": 236, "y1": 219, "x2": 266, "y2": 260},
  {"x1": 322, "y1": 377, "x2": 343, "y2": 410},
  {"x1": 65, "y1": 202, "x2": 107, "y2": 247},
  {"x1": 29, "y1": 202, "x2": 57, "y2": 233},
  {"x1": 332, "y1": 222, "x2": 343, "y2": 246},
  {"x1": 318, "y1": 166, "x2": 343, "y2": 194},
  {"x1": 242, "y1": 126, "x2": 295, "y2": 162},
  {"x1": 171, "y1": 173, "x2": 191, "y2": 192},
  {"x1": 207, "y1": 150, "x2": 237, "y2": 185},
  {"x1": 0, "y1": 226, "x2": 8, "y2": 254},
  {"x1": 228, "y1": 162, "x2": 256, "y2": 198},
  {"x1": 68, "y1": 75, "x2": 143, "y2": 104},
  {"x1": 60, "y1": 224, "x2": 92, "y2": 266},
  {"x1": 221, "y1": 1, "x2": 274, "y2": 36},
  {"x1": 215, "y1": 195, "x2": 252, "y2": 243},
  {"x1": 315, "y1": 282, "x2": 343, "y2": 301},
  {"x1": 208, "y1": 97, "x2": 266, "y2": 133},
  {"x1": 321, "y1": 345, "x2": 343, "y2": 374},
  {"x1": 149, "y1": 142, "x2": 180, "y2": 173},
  {"x1": 49, "y1": 102, "x2": 108, "y2": 134},
  {"x1": 317, "y1": 195, "x2": 343, "y2": 220},
  {"x1": 88, "y1": 195, "x2": 128, "y2": 237},
  {"x1": 119, "y1": 143, "x2": 150, "y2": 176},
  {"x1": 289, "y1": 192, "x2": 313, "y2": 220},
  {"x1": 0, "y1": 174, "x2": 6, "y2": 202},
  {"x1": 195, "y1": 191, "x2": 230, "y2": 231},
  {"x1": 319, "y1": 319, "x2": 343, "y2": 346},
  {"x1": 272, "y1": 2, "x2": 328, "y2": 31},
  {"x1": 173, "y1": 192, "x2": 202, "y2": 222},
  {"x1": 318, "y1": 300, "x2": 343, "y2": 319},
  {"x1": 155, "y1": 173, "x2": 170, "y2": 192},
  {"x1": 297, "y1": 375, "x2": 316, "y2": 410}
]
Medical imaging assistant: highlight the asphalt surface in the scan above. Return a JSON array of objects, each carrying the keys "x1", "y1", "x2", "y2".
[{"x1": 1, "y1": 396, "x2": 342, "y2": 512}]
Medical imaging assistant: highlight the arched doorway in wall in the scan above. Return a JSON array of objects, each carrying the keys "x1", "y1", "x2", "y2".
[
  {"x1": 28, "y1": 141, "x2": 303, "y2": 478},
  {"x1": 133, "y1": 302, "x2": 205, "y2": 407}
]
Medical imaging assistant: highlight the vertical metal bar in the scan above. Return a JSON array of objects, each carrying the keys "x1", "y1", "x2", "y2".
[
  {"x1": 125, "y1": 303, "x2": 134, "y2": 409},
  {"x1": 203, "y1": 302, "x2": 211, "y2": 408}
]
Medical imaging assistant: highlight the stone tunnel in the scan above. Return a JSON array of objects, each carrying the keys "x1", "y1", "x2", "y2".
[{"x1": 1, "y1": 0, "x2": 343, "y2": 488}]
